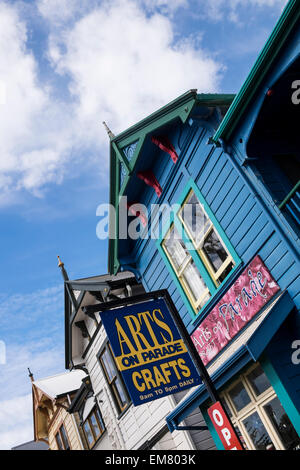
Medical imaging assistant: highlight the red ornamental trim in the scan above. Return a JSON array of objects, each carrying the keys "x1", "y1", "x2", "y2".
[
  {"x1": 126, "y1": 202, "x2": 147, "y2": 227},
  {"x1": 151, "y1": 135, "x2": 178, "y2": 163},
  {"x1": 136, "y1": 170, "x2": 162, "y2": 197}
]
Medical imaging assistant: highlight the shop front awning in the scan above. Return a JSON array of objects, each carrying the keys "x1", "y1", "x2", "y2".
[{"x1": 166, "y1": 290, "x2": 295, "y2": 432}]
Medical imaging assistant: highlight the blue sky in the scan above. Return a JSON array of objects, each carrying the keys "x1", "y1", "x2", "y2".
[{"x1": 0, "y1": 0, "x2": 288, "y2": 449}]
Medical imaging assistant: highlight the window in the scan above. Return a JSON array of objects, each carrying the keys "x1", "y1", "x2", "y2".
[
  {"x1": 83, "y1": 407, "x2": 105, "y2": 449},
  {"x1": 221, "y1": 364, "x2": 300, "y2": 450},
  {"x1": 55, "y1": 424, "x2": 70, "y2": 450},
  {"x1": 98, "y1": 342, "x2": 131, "y2": 415},
  {"x1": 161, "y1": 186, "x2": 238, "y2": 316},
  {"x1": 163, "y1": 225, "x2": 211, "y2": 311}
]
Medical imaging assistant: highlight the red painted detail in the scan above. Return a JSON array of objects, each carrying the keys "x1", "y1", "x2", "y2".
[
  {"x1": 151, "y1": 135, "x2": 178, "y2": 163},
  {"x1": 136, "y1": 170, "x2": 162, "y2": 197},
  {"x1": 127, "y1": 202, "x2": 147, "y2": 227},
  {"x1": 267, "y1": 89, "x2": 273, "y2": 96},
  {"x1": 208, "y1": 402, "x2": 244, "y2": 450}
]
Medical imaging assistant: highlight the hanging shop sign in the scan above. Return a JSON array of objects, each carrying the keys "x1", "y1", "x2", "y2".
[
  {"x1": 100, "y1": 295, "x2": 201, "y2": 406},
  {"x1": 208, "y1": 402, "x2": 243, "y2": 450},
  {"x1": 191, "y1": 255, "x2": 280, "y2": 366}
]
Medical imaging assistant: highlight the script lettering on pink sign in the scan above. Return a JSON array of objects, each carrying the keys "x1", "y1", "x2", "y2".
[{"x1": 191, "y1": 255, "x2": 280, "y2": 366}]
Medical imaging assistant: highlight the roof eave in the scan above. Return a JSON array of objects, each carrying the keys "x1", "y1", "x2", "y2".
[
  {"x1": 212, "y1": 0, "x2": 300, "y2": 144},
  {"x1": 107, "y1": 92, "x2": 236, "y2": 275}
]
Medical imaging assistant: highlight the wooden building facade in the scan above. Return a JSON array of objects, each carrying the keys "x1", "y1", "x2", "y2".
[
  {"x1": 107, "y1": 0, "x2": 300, "y2": 450},
  {"x1": 63, "y1": 269, "x2": 198, "y2": 450},
  {"x1": 31, "y1": 370, "x2": 87, "y2": 450}
]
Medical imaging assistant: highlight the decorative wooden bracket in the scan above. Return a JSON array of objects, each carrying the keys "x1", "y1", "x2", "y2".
[
  {"x1": 75, "y1": 320, "x2": 90, "y2": 339},
  {"x1": 127, "y1": 202, "x2": 147, "y2": 227},
  {"x1": 136, "y1": 170, "x2": 162, "y2": 197},
  {"x1": 151, "y1": 135, "x2": 178, "y2": 163}
]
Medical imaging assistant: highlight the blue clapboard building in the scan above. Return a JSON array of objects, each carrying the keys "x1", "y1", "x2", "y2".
[{"x1": 107, "y1": 0, "x2": 300, "y2": 450}]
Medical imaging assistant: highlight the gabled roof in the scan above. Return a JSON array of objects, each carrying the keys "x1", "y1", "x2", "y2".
[
  {"x1": 32, "y1": 370, "x2": 86, "y2": 442},
  {"x1": 64, "y1": 271, "x2": 141, "y2": 369},
  {"x1": 212, "y1": 0, "x2": 300, "y2": 144},
  {"x1": 12, "y1": 440, "x2": 49, "y2": 451},
  {"x1": 33, "y1": 370, "x2": 86, "y2": 400},
  {"x1": 108, "y1": 91, "x2": 235, "y2": 274}
]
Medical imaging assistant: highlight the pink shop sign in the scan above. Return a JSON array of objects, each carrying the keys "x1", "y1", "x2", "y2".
[{"x1": 191, "y1": 255, "x2": 280, "y2": 366}]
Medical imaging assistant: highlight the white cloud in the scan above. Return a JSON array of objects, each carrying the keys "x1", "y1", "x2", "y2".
[
  {"x1": 46, "y1": 0, "x2": 222, "y2": 136},
  {"x1": 0, "y1": 285, "x2": 63, "y2": 334},
  {"x1": 139, "y1": 0, "x2": 188, "y2": 14},
  {"x1": 0, "y1": 0, "x2": 288, "y2": 204},
  {"x1": 0, "y1": 3, "x2": 76, "y2": 203},
  {"x1": 0, "y1": 284, "x2": 65, "y2": 399},
  {"x1": 37, "y1": 0, "x2": 97, "y2": 25},
  {"x1": 203, "y1": 0, "x2": 288, "y2": 22},
  {"x1": 0, "y1": 284, "x2": 66, "y2": 450},
  {"x1": 0, "y1": 339, "x2": 65, "y2": 450},
  {"x1": 0, "y1": 339, "x2": 65, "y2": 449},
  {"x1": 0, "y1": 0, "x2": 223, "y2": 205},
  {"x1": 0, "y1": 394, "x2": 33, "y2": 450},
  {"x1": 0, "y1": 3, "x2": 46, "y2": 172}
]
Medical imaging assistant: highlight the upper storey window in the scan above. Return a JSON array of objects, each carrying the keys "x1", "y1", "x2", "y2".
[{"x1": 160, "y1": 182, "x2": 240, "y2": 319}]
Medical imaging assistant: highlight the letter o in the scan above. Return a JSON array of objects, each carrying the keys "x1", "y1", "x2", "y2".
[
  {"x1": 122, "y1": 357, "x2": 132, "y2": 367},
  {"x1": 212, "y1": 409, "x2": 224, "y2": 427}
]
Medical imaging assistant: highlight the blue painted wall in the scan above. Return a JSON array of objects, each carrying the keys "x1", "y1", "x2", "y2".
[{"x1": 119, "y1": 18, "x2": 300, "y2": 424}]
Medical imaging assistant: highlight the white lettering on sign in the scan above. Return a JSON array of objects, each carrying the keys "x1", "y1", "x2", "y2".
[
  {"x1": 212, "y1": 408, "x2": 224, "y2": 426},
  {"x1": 212, "y1": 409, "x2": 237, "y2": 449},
  {"x1": 291, "y1": 80, "x2": 300, "y2": 105},
  {"x1": 208, "y1": 401, "x2": 243, "y2": 450}
]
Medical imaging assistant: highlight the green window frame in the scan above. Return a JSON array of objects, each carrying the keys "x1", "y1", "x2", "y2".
[{"x1": 157, "y1": 180, "x2": 240, "y2": 320}]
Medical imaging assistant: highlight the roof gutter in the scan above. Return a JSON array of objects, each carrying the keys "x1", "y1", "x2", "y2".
[{"x1": 212, "y1": 0, "x2": 300, "y2": 144}]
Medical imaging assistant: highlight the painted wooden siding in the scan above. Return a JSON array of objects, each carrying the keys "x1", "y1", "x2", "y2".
[
  {"x1": 131, "y1": 117, "x2": 299, "y2": 324},
  {"x1": 49, "y1": 403, "x2": 83, "y2": 450},
  {"x1": 83, "y1": 324, "x2": 195, "y2": 450},
  {"x1": 126, "y1": 116, "x2": 300, "y2": 436}
]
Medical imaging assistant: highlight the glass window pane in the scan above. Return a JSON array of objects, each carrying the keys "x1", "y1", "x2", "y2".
[
  {"x1": 242, "y1": 411, "x2": 275, "y2": 450},
  {"x1": 101, "y1": 349, "x2": 117, "y2": 382},
  {"x1": 264, "y1": 397, "x2": 300, "y2": 450},
  {"x1": 60, "y1": 425, "x2": 70, "y2": 450},
  {"x1": 228, "y1": 382, "x2": 251, "y2": 412},
  {"x1": 163, "y1": 227, "x2": 189, "y2": 271},
  {"x1": 222, "y1": 398, "x2": 233, "y2": 418},
  {"x1": 90, "y1": 413, "x2": 101, "y2": 439},
  {"x1": 246, "y1": 365, "x2": 271, "y2": 396},
  {"x1": 95, "y1": 408, "x2": 105, "y2": 432},
  {"x1": 181, "y1": 191, "x2": 210, "y2": 244},
  {"x1": 217, "y1": 261, "x2": 234, "y2": 284},
  {"x1": 55, "y1": 432, "x2": 63, "y2": 450},
  {"x1": 202, "y1": 229, "x2": 228, "y2": 272},
  {"x1": 234, "y1": 425, "x2": 249, "y2": 450},
  {"x1": 83, "y1": 421, "x2": 94, "y2": 446},
  {"x1": 181, "y1": 260, "x2": 210, "y2": 305},
  {"x1": 114, "y1": 378, "x2": 128, "y2": 408}
]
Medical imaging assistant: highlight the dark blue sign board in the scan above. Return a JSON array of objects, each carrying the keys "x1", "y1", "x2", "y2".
[{"x1": 100, "y1": 296, "x2": 201, "y2": 406}]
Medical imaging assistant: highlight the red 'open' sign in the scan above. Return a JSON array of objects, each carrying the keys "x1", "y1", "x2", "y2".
[{"x1": 208, "y1": 401, "x2": 243, "y2": 450}]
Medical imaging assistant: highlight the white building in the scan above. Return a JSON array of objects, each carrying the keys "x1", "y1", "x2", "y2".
[{"x1": 59, "y1": 260, "x2": 213, "y2": 450}]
